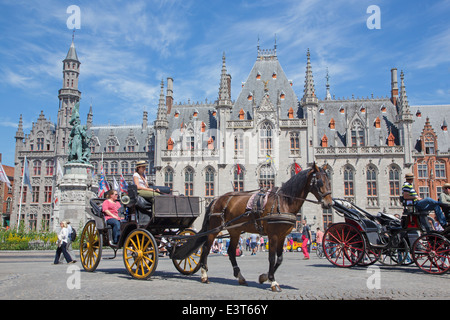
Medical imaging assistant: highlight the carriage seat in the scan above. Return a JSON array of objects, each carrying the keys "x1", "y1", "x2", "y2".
[
  {"x1": 89, "y1": 198, "x2": 111, "y2": 230},
  {"x1": 399, "y1": 196, "x2": 429, "y2": 216}
]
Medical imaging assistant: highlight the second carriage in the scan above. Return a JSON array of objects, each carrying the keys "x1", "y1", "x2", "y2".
[
  {"x1": 79, "y1": 185, "x2": 204, "y2": 279},
  {"x1": 323, "y1": 197, "x2": 450, "y2": 274}
]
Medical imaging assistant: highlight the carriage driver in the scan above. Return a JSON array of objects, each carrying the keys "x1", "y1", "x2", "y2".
[
  {"x1": 402, "y1": 173, "x2": 447, "y2": 228},
  {"x1": 133, "y1": 160, "x2": 160, "y2": 201}
]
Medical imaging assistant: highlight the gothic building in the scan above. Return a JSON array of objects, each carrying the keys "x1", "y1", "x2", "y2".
[{"x1": 11, "y1": 39, "x2": 450, "y2": 232}]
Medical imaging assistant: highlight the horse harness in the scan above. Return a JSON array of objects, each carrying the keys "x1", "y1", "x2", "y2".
[{"x1": 209, "y1": 188, "x2": 297, "y2": 236}]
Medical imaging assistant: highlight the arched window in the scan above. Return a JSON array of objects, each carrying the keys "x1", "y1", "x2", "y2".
[
  {"x1": 259, "y1": 164, "x2": 275, "y2": 190},
  {"x1": 290, "y1": 132, "x2": 300, "y2": 155},
  {"x1": 164, "y1": 168, "x2": 174, "y2": 191},
  {"x1": 343, "y1": 166, "x2": 354, "y2": 198},
  {"x1": 121, "y1": 161, "x2": 129, "y2": 175},
  {"x1": 366, "y1": 165, "x2": 378, "y2": 207},
  {"x1": 234, "y1": 165, "x2": 244, "y2": 192},
  {"x1": 350, "y1": 120, "x2": 365, "y2": 147},
  {"x1": 205, "y1": 167, "x2": 215, "y2": 198},
  {"x1": 389, "y1": 167, "x2": 400, "y2": 196},
  {"x1": 46, "y1": 160, "x2": 54, "y2": 176},
  {"x1": 184, "y1": 167, "x2": 194, "y2": 196},
  {"x1": 259, "y1": 122, "x2": 273, "y2": 156},
  {"x1": 33, "y1": 160, "x2": 42, "y2": 176}
]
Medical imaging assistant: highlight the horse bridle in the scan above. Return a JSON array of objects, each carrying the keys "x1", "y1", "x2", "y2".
[{"x1": 310, "y1": 172, "x2": 332, "y2": 202}]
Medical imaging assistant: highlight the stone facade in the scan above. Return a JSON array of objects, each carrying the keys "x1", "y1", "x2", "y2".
[{"x1": 11, "y1": 40, "x2": 450, "y2": 232}]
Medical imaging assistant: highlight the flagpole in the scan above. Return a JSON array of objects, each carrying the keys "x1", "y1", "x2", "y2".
[{"x1": 17, "y1": 157, "x2": 25, "y2": 231}]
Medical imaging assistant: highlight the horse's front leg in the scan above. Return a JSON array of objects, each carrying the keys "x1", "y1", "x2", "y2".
[
  {"x1": 227, "y1": 231, "x2": 247, "y2": 286},
  {"x1": 259, "y1": 236, "x2": 282, "y2": 292}
]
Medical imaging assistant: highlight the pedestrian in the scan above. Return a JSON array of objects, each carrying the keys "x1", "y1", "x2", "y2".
[
  {"x1": 402, "y1": 173, "x2": 447, "y2": 228},
  {"x1": 316, "y1": 227, "x2": 324, "y2": 247},
  {"x1": 250, "y1": 233, "x2": 258, "y2": 255},
  {"x1": 301, "y1": 219, "x2": 311, "y2": 260},
  {"x1": 289, "y1": 237, "x2": 294, "y2": 252},
  {"x1": 259, "y1": 236, "x2": 265, "y2": 252},
  {"x1": 59, "y1": 220, "x2": 75, "y2": 263},
  {"x1": 53, "y1": 221, "x2": 75, "y2": 265}
]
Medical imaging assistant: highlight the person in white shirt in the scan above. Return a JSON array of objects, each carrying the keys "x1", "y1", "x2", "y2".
[
  {"x1": 133, "y1": 160, "x2": 160, "y2": 201},
  {"x1": 59, "y1": 221, "x2": 76, "y2": 263},
  {"x1": 53, "y1": 221, "x2": 75, "y2": 265}
]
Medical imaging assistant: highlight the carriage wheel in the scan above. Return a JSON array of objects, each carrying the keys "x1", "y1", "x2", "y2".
[
  {"x1": 412, "y1": 233, "x2": 450, "y2": 275},
  {"x1": 358, "y1": 245, "x2": 380, "y2": 267},
  {"x1": 172, "y1": 229, "x2": 203, "y2": 275},
  {"x1": 323, "y1": 223, "x2": 365, "y2": 267},
  {"x1": 123, "y1": 229, "x2": 159, "y2": 279},
  {"x1": 379, "y1": 237, "x2": 411, "y2": 266},
  {"x1": 80, "y1": 220, "x2": 103, "y2": 272}
]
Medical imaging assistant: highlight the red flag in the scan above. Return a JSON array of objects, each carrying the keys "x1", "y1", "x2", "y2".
[
  {"x1": 236, "y1": 164, "x2": 242, "y2": 175},
  {"x1": 294, "y1": 163, "x2": 302, "y2": 175}
]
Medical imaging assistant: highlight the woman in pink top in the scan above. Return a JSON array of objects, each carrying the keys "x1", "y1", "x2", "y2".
[{"x1": 102, "y1": 190, "x2": 122, "y2": 244}]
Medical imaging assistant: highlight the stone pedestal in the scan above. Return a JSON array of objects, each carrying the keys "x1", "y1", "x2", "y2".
[{"x1": 53, "y1": 163, "x2": 96, "y2": 230}]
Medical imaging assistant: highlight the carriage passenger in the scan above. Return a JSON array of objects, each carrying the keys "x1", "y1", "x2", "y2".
[
  {"x1": 102, "y1": 190, "x2": 122, "y2": 244},
  {"x1": 402, "y1": 173, "x2": 447, "y2": 228},
  {"x1": 133, "y1": 161, "x2": 160, "y2": 201}
]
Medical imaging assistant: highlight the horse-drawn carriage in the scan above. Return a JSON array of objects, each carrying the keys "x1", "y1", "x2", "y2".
[
  {"x1": 79, "y1": 184, "x2": 203, "y2": 279},
  {"x1": 79, "y1": 164, "x2": 334, "y2": 291},
  {"x1": 323, "y1": 197, "x2": 450, "y2": 274}
]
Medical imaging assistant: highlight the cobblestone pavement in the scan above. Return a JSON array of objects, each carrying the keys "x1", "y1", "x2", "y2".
[{"x1": 0, "y1": 249, "x2": 449, "y2": 301}]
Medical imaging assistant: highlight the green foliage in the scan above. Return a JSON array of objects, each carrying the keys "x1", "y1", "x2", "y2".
[{"x1": 0, "y1": 229, "x2": 60, "y2": 250}]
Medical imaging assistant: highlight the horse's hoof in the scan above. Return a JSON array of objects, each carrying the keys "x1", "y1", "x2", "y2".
[
  {"x1": 239, "y1": 279, "x2": 248, "y2": 286},
  {"x1": 271, "y1": 285, "x2": 282, "y2": 292},
  {"x1": 201, "y1": 278, "x2": 210, "y2": 284},
  {"x1": 258, "y1": 273, "x2": 268, "y2": 284},
  {"x1": 270, "y1": 281, "x2": 281, "y2": 292}
]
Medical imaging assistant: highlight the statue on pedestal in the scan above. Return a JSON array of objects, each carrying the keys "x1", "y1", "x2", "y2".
[{"x1": 68, "y1": 102, "x2": 91, "y2": 164}]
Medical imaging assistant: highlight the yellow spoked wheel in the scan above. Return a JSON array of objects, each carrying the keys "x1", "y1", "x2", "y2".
[
  {"x1": 123, "y1": 229, "x2": 158, "y2": 280},
  {"x1": 80, "y1": 220, "x2": 103, "y2": 272},
  {"x1": 172, "y1": 229, "x2": 203, "y2": 275}
]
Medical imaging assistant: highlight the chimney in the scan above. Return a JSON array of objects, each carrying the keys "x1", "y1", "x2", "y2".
[
  {"x1": 391, "y1": 68, "x2": 398, "y2": 106},
  {"x1": 166, "y1": 77, "x2": 173, "y2": 114}
]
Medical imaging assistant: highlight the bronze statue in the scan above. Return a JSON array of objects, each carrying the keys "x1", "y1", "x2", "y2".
[{"x1": 68, "y1": 102, "x2": 91, "y2": 164}]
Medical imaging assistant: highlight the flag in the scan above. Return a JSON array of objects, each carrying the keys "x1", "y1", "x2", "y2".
[
  {"x1": 266, "y1": 153, "x2": 273, "y2": 164},
  {"x1": 23, "y1": 157, "x2": 32, "y2": 190},
  {"x1": 236, "y1": 164, "x2": 242, "y2": 175},
  {"x1": 0, "y1": 163, "x2": 11, "y2": 188},
  {"x1": 113, "y1": 176, "x2": 120, "y2": 192},
  {"x1": 98, "y1": 164, "x2": 109, "y2": 198},
  {"x1": 119, "y1": 175, "x2": 128, "y2": 194},
  {"x1": 294, "y1": 163, "x2": 302, "y2": 175}
]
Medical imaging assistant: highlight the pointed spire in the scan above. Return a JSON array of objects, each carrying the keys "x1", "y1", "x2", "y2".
[
  {"x1": 325, "y1": 67, "x2": 332, "y2": 100},
  {"x1": 157, "y1": 79, "x2": 167, "y2": 121},
  {"x1": 218, "y1": 52, "x2": 231, "y2": 105},
  {"x1": 65, "y1": 38, "x2": 79, "y2": 61},
  {"x1": 398, "y1": 70, "x2": 411, "y2": 115},
  {"x1": 301, "y1": 49, "x2": 318, "y2": 106},
  {"x1": 15, "y1": 114, "x2": 24, "y2": 140}
]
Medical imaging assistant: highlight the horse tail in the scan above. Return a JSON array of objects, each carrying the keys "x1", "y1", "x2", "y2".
[{"x1": 171, "y1": 199, "x2": 215, "y2": 260}]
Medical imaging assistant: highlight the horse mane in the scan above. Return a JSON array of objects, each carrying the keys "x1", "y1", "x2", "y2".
[{"x1": 278, "y1": 168, "x2": 311, "y2": 205}]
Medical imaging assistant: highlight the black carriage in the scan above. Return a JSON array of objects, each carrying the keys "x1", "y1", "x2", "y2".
[
  {"x1": 323, "y1": 197, "x2": 450, "y2": 274},
  {"x1": 403, "y1": 198, "x2": 450, "y2": 274},
  {"x1": 79, "y1": 185, "x2": 203, "y2": 279}
]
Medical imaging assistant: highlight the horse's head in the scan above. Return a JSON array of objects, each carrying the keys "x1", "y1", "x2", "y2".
[{"x1": 309, "y1": 163, "x2": 333, "y2": 209}]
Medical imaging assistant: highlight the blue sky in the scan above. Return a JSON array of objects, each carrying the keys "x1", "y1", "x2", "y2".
[{"x1": 0, "y1": 0, "x2": 449, "y2": 166}]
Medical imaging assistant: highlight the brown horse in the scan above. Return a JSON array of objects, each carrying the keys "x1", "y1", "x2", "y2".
[{"x1": 188, "y1": 163, "x2": 333, "y2": 292}]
